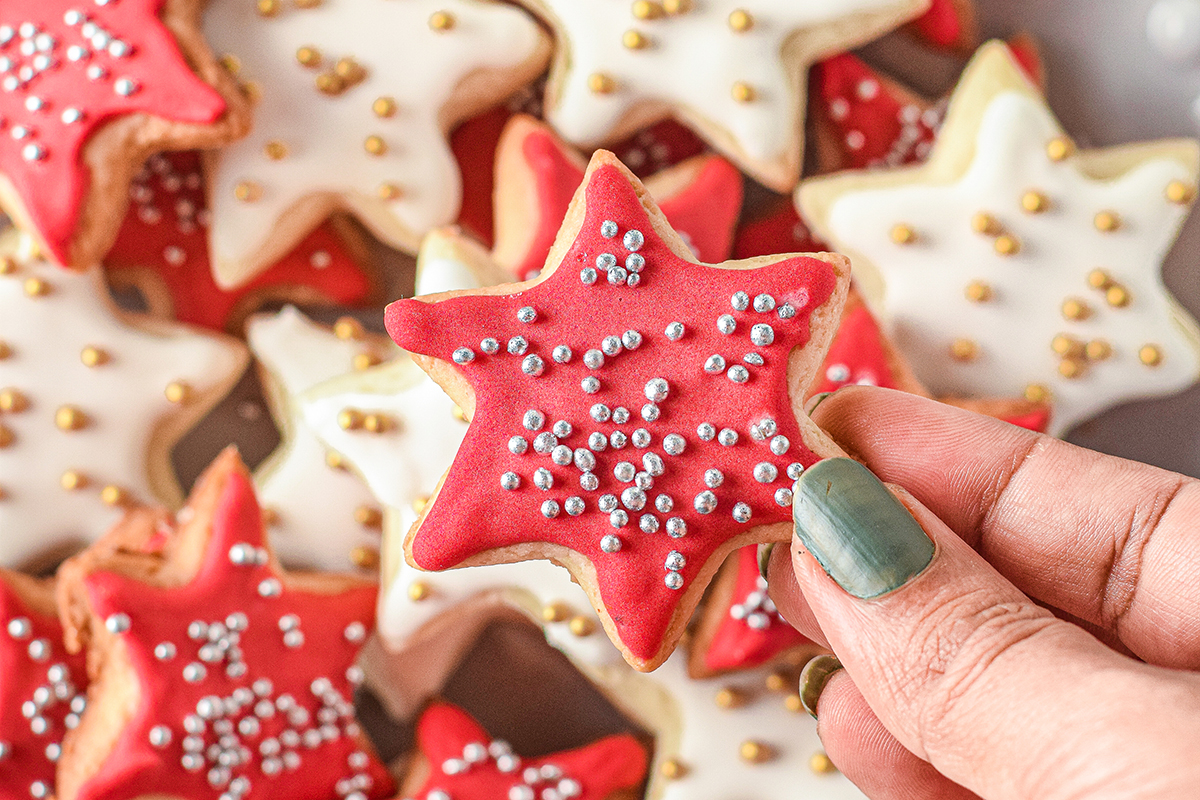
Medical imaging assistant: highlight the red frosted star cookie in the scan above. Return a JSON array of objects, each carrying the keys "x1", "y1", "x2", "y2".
[
  {"x1": 54, "y1": 449, "x2": 392, "y2": 800},
  {"x1": 0, "y1": 570, "x2": 88, "y2": 800},
  {"x1": 0, "y1": 0, "x2": 248, "y2": 269},
  {"x1": 386, "y1": 152, "x2": 849, "y2": 670},
  {"x1": 907, "y1": 0, "x2": 978, "y2": 53},
  {"x1": 399, "y1": 702, "x2": 648, "y2": 800},
  {"x1": 105, "y1": 151, "x2": 375, "y2": 333}
]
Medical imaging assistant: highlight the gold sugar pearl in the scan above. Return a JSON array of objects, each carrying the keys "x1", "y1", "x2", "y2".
[
  {"x1": 256, "y1": 0, "x2": 280, "y2": 16},
  {"x1": 372, "y1": 96, "x2": 397, "y2": 118},
  {"x1": 257, "y1": 507, "x2": 279, "y2": 527},
  {"x1": 1086, "y1": 339, "x2": 1113, "y2": 361},
  {"x1": 23, "y1": 277, "x2": 50, "y2": 297},
  {"x1": 728, "y1": 9, "x2": 754, "y2": 31},
  {"x1": 764, "y1": 672, "x2": 789, "y2": 692},
  {"x1": 1051, "y1": 334, "x2": 1085, "y2": 359},
  {"x1": 1046, "y1": 136, "x2": 1075, "y2": 162},
  {"x1": 315, "y1": 72, "x2": 345, "y2": 95},
  {"x1": 0, "y1": 341, "x2": 11, "y2": 360},
  {"x1": 376, "y1": 183, "x2": 402, "y2": 200},
  {"x1": 1021, "y1": 190, "x2": 1050, "y2": 214},
  {"x1": 714, "y1": 687, "x2": 746, "y2": 709},
  {"x1": 333, "y1": 316, "x2": 365, "y2": 341},
  {"x1": 663, "y1": 0, "x2": 691, "y2": 14},
  {"x1": 364, "y1": 135, "x2": 387, "y2": 156},
  {"x1": 568, "y1": 615, "x2": 596, "y2": 637},
  {"x1": 352, "y1": 352, "x2": 381, "y2": 371},
  {"x1": 0, "y1": 256, "x2": 15, "y2": 275},
  {"x1": 234, "y1": 181, "x2": 262, "y2": 202},
  {"x1": 588, "y1": 72, "x2": 617, "y2": 94},
  {"x1": 337, "y1": 408, "x2": 364, "y2": 430},
  {"x1": 1061, "y1": 298, "x2": 1092, "y2": 322},
  {"x1": 1140, "y1": 345, "x2": 1164, "y2": 367},
  {"x1": 739, "y1": 741, "x2": 775, "y2": 764},
  {"x1": 993, "y1": 234, "x2": 1021, "y2": 257},
  {"x1": 970, "y1": 212, "x2": 1002, "y2": 237},
  {"x1": 55, "y1": 406, "x2": 88, "y2": 432},
  {"x1": 263, "y1": 140, "x2": 289, "y2": 161},
  {"x1": 541, "y1": 602, "x2": 572, "y2": 623},
  {"x1": 219, "y1": 53, "x2": 242, "y2": 76},
  {"x1": 0, "y1": 424, "x2": 14, "y2": 448},
  {"x1": 295, "y1": 0, "x2": 322, "y2": 8},
  {"x1": 61, "y1": 470, "x2": 88, "y2": 491},
  {"x1": 965, "y1": 281, "x2": 993, "y2": 303},
  {"x1": 334, "y1": 57, "x2": 367, "y2": 84},
  {"x1": 362, "y1": 413, "x2": 392, "y2": 433},
  {"x1": 325, "y1": 450, "x2": 347, "y2": 470},
  {"x1": 1024, "y1": 384, "x2": 1051, "y2": 403},
  {"x1": 622, "y1": 29, "x2": 650, "y2": 49},
  {"x1": 658, "y1": 759, "x2": 687, "y2": 780},
  {"x1": 950, "y1": 338, "x2": 979, "y2": 363},
  {"x1": 1086, "y1": 269, "x2": 1113, "y2": 290},
  {"x1": 100, "y1": 485, "x2": 129, "y2": 507},
  {"x1": 412, "y1": 495, "x2": 429, "y2": 514},
  {"x1": 164, "y1": 381, "x2": 191, "y2": 404},
  {"x1": 80, "y1": 346, "x2": 109, "y2": 367},
  {"x1": 240, "y1": 81, "x2": 262, "y2": 104},
  {"x1": 1094, "y1": 210, "x2": 1122, "y2": 233},
  {"x1": 810, "y1": 751, "x2": 838, "y2": 774},
  {"x1": 1058, "y1": 358, "x2": 1085, "y2": 379},
  {"x1": 0, "y1": 388, "x2": 28, "y2": 413},
  {"x1": 1166, "y1": 180, "x2": 1196, "y2": 205},
  {"x1": 1106, "y1": 284, "x2": 1131, "y2": 308},
  {"x1": 353, "y1": 505, "x2": 383, "y2": 528},
  {"x1": 889, "y1": 224, "x2": 917, "y2": 245},
  {"x1": 428, "y1": 11, "x2": 456, "y2": 31},
  {"x1": 731, "y1": 81, "x2": 756, "y2": 103},
  {"x1": 784, "y1": 693, "x2": 804, "y2": 713},
  {"x1": 407, "y1": 581, "x2": 432, "y2": 602},
  {"x1": 350, "y1": 546, "x2": 380, "y2": 571},
  {"x1": 632, "y1": 0, "x2": 663, "y2": 19},
  {"x1": 295, "y1": 46, "x2": 322, "y2": 68}
]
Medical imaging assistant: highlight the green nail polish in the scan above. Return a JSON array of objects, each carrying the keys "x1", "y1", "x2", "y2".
[
  {"x1": 799, "y1": 654, "x2": 843, "y2": 719},
  {"x1": 792, "y1": 458, "x2": 934, "y2": 600},
  {"x1": 757, "y1": 542, "x2": 776, "y2": 580},
  {"x1": 804, "y1": 391, "x2": 834, "y2": 416}
]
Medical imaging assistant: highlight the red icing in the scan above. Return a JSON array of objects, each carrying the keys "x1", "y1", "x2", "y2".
[
  {"x1": 451, "y1": 106, "x2": 511, "y2": 247},
  {"x1": 514, "y1": 128, "x2": 587, "y2": 281},
  {"x1": 0, "y1": 577, "x2": 88, "y2": 800},
  {"x1": 812, "y1": 53, "x2": 942, "y2": 172},
  {"x1": 811, "y1": 303, "x2": 898, "y2": 396},
  {"x1": 1002, "y1": 407, "x2": 1051, "y2": 434},
  {"x1": 0, "y1": 0, "x2": 227, "y2": 265},
  {"x1": 104, "y1": 151, "x2": 371, "y2": 331},
  {"x1": 79, "y1": 469, "x2": 392, "y2": 800},
  {"x1": 408, "y1": 703, "x2": 647, "y2": 800},
  {"x1": 386, "y1": 163, "x2": 838, "y2": 662},
  {"x1": 732, "y1": 198, "x2": 827, "y2": 261},
  {"x1": 911, "y1": 0, "x2": 966, "y2": 49},
  {"x1": 702, "y1": 546, "x2": 809, "y2": 673}
]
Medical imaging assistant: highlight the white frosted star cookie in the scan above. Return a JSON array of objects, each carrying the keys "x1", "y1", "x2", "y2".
[{"x1": 799, "y1": 41, "x2": 1200, "y2": 437}]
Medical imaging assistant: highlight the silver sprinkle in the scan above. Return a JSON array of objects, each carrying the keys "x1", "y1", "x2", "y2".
[
  {"x1": 640, "y1": 514, "x2": 660, "y2": 533},
  {"x1": 787, "y1": 463, "x2": 805, "y2": 480},
  {"x1": 718, "y1": 428, "x2": 739, "y2": 446},
  {"x1": 508, "y1": 336, "x2": 528, "y2": 355},
  {"x1": 665, "y1": 572, "x2": 684, "y2": 590},
  {"x1": 754, "y1": 462, "x2": 779, "y2": 483},
  {"x1": 590, "y1": 403, "x2": 612, "y2": 423},
  {"x1": 554, "y1": 419, "x2": 573, "y2": 437},
  {"x1": 644, "y1": 378, "x2": 669, "y2": 402},
  {"x1": 600, "y1": 534, "x2": 622, "y2": 553},
  {"x1": 481, "y1": 337, "x2": 500, "y2": 354},
  {"x1": 622, "y1": 330, "x2": 643, "y2": 349},
  {"x1": 614, "y1": 462, "x2": 636, "y2": 482},
  {"x1": 751, "y1": 323, "x2": 775, "y2": 346},
  {"x1": 533, "y1": 432, "x2": 558, "y2": 453},
  {"x1": 596, "y1": 252, "x2": 617, "y2": 271},
  {"x1": 517, "y1": 306, "x2": 537, "y2": 323},
  {"x1": 600, "y1": 220, "x2": 619, "y2": 238},
  {"x1": 728, "y1": 365, "x2": 750, "y2": 383},
  {"x1": 771, "y1": 435, "x2": 791, "y2": 455},
  {"x1": 704, "y1": 354, "x2": 726, "y2": 374},
  {"x1": 643, "y1": 452, "x2": 665, "y2": 476},
  {"x1": 105, "y1": 613, "x2": 131, "y2": 634},
  {"x1": 632, "y1": 428, "x2": 651, "y2": 448},
  {"x1": 155, "y1": 642, "x2": 176, "y2": 661},
  {"x1": 717, "y1": 314, "x2": 737, "y2": 334},
  {"x1": 623, "y1": 229, "x2": 644, "y2": 251},
  {"x1": 565, "y1": 497, "x2": 585, "y2": 516},
  {"x1": 182, "y1": 663, "x2": 206, "y2": 683},
  {"x1": 621, "y1": 487, "x2": 646, "y2": 511},
  {"x1": 775, "y1": 487, "x2": 794, "y2": 507},
  {"x1": 509, "y1": 435, "x2": 529, "y2": 454},
  {"x1": 705, "y1": 469, "x2": 724, "y2": 488},
  {"x1": 751, "y1": 417, "x2": 777, "y2": 440},
  {"x1": 666, "y1": 517, "x2": 687, "y2": 538},
  {"x1": 697, "y1": 423, "x2": 716, "y2": 441},
  {"x1": 500, "y1": 472, "x2": 520, "y2": 490},
  {"x1": 258, "y1": 578, "x2": 282, "y2": 597},
  {"x1": 522, "y1": 355, "x2": 545, "y2": 376},
  {"x1": 607, "y1": 266, "x2": 628, "y2": 285},
  {"x1": 598, "y1": 494, "x2": 619, "y2": 513},
  {"x1": 733, "y1": 502, "x2": 752, "y2": 523},
  {"x1": 610, "y1": 431, "x2": 628, "y2": 449},
  {"x1": 541, "y1": 500, "x2": 560, "y2": 519},
  {"x1": 588, "y1": 432, "x2": 608, "y2": 451},
  {"x1": 641, "y1": 403, "x2": 660, "y2": 422},
  {"x1": 523, "y1": 410, "x2": 546, "y2": 431},
  {"x1": 552, "y1": 345, "x2": 572, "y2": 363},
  {"x1": 694, "y1": 491, "x2": 717, "y2": 514},
  {"x1": 581, "y1": 268, "x2": 598, "y2": 285},
  {"x1": 655, "y1": 494, "x2": 674, "y2": 513},
  {"x1": 149, "y1": 725, "x2": 172, "y2": 748},
  {"x1": 612, "y1": 407, "x2": 631, "y2": 424},
  {"x1": 754, "y1": 294, "x2": 777, "y2": 312},
  {"x1": 663, "y1": 434, "x2": 686, "y2": 455},
  {"x1": 627, "y1": 272, "x2": 641, "y2": 288},
  {"x1": 574, "y1": 449, "x2": 596, "y2": 471},
  {"x1": 634, "y1": 471, "x2": 654, "y2": 490},
  {"x1": 778, "y1": 303, "x2": 797, "y2": 320},
  {"x1": 609, "y1": 510, "x2": 629, "y2": 527},
  {"x1": 581, "y1": 376, "x2": 601, "y2": 394},
  {"x1": 580, "y1": 472, "x2": 599, "y2": 491},
  {"x1": 665, "y1": 551, "x2": 686, "y2": 571},
  {"x1": 583, "y1": 349, "x2": 605, "y2": 369},
  {"x1": 601, "y1": 335, "x2": 623, "y2": 356},
  {"x1": 626, "y1": 253, "x2": 645, "y2": 273},
  {"x1": 731, "y1": 291, "x2": 750, "y2": 311},
  {"x1": 452, "y1": 347, "x2": 475, "y2": 364},
  {"x1": 6, "y1": 618, "x2": 30, "y2": 639},
  {"x1": 665, "y1": 322, "x2": 685, "y2": 341},
  {"x1": 533, "y1": 468, "x2": 554, "y2": 490},
  {"x1": 552, "y1": 445, "x2": 573, "y2": 465},
  {"x1": 228, "y1": 543, "x2": 257, "y2": 566}
]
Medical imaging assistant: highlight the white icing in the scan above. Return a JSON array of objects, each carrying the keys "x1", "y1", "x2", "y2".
[
  {"x1": 248, "y1": 306, "x2": 398, "y2": 572},
  {"x1": 0, "y1": 238, "x2": 247, "y2": 568},
  {"x1": 414, "y1": 256, "x2": 487, "y2": 297},
  {"x1": 532, "y1": 0, "x2": 921, "y2": 185},
  {"x1": 1147, "y1": 0, "x2": 1200, "y2": 62},
  {"x1": 821, "y1": 90, "x2": 1200, "y2": 436},
  {"x1": 203, "y1": 0, "x2": 547, "y2": 286}
]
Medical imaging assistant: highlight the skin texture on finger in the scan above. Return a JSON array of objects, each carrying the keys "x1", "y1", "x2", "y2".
[
  {"x1": 809, "y1": 387, "x2": 1200, "y2": 670},
  {"x1": 793, "y1": 484, "x2": 1200, "y2": 800}
]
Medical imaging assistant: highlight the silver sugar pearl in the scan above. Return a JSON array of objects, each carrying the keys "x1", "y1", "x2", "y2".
[
  {"x1": 639, "y1": 514, "x2": 660, "y2": 533},
  {"x1": 533, "y1": 432, "x2": 558, "y2": 453},
  {"x1": 704, "y1": 469, "x2": 724, "y2": 488},
  {"x1": 778, "y1": 303, "x2": 797, "y2": 320},
  {"x1": 565, "y1": 497, "x2": 585, "y2": 516},
  {"x1": 581, "y1": 376, "x2": 601, "y2": 394},
  {"x1": 521, "y1": 355, "x2": 545, "y2": 376},
  {"x1": 625, "y1": 253, "x2": 645, "y2": 272},
  {"x1": 775, "y1": 487, "x2": 794, "y2": 507},
  {"x1": 596, "y1": 252, "x2": 617, "y2": 271},
  {"x1": 583, "y1": 349, "x2": 605, "y2": 369},
  {"x1": 731, "y1": 291, "x2": 750, "y2": 311},
  {"x1": 149, "y1": 725, "x2": 172, "y2": 748},
  {"x1": 632, "y1": 428, "x2": 651, "y2": 448},
  {"x1": 598, "y1": 494, "x2": 619, "y2": 513},
  {"x1": 655, "y1": 494, "x2": 673, "y2": 513},
  {"x1": 771, "y1": 435, "x2": 791, "y2": 455},
  {"x1": 621, "y1": 487, "x2": 646, "y2": 511},
  {"x1": 697, "y1": 423, "x2": 716, "y2": 441},
  {"x1": 600, "y1": 220, "x2": 619, "y2": 238},
  {"x1": 552, "y1": 445, "x2": 573, "y2": 466},
  {"x1": 552, "y1": 345, "x2": 572, "y2": 363},
  {"x1": 581, "y1": 472, "x2": 600, "y2": 491},
  {"x1": 500, "y1": 472, "x2": 520, "y2": 491},
  {"x1": 508, "y1": 435, "x2": 529, "y2": 455},
  {"x1": 607, "y1": 266, "x2": 628, "y2": 285},
  {"x1": 105, "y1": 613, "x2": 131, "y2": 634},
  {"x1": 754, "y1": 462, "x2": 779, "y2": 483},
  {"x1": 704, "y1": 354, "x2": 726, "y2": 374},
  {"x1": 533, "y1": 468, "x2": 554, "y2": 490},
  {"x1": 621, "y1": 330, "x2": 643, "y2": 349},
  {"x1": 665, "y1": 572, "x2": 684, "y2": 590},
  {"x1": 517, "y1": 306, "x2": 537, "y2": 323},
  {"x1": 600, "y1": 535, "x2": 622, "y2": 553},
  {"x1": 728, "y1": 365, "x2": 750, "y2": 383},
  {"x1": 507, "y1": 336, "x2": 528, "y2": 355},
  {"x1": 587, "y1": 432, "x2": 607, "y2": 451},
  {"x1": 601, "y1": 335, "x2": 623, "y2": 356},
  {"x1": 665, "y1": 551, "x2": 686, "y2": 571},
  {"x1": 787, "y1": 463, "x2": 805, "y2": 480},
  {"x1": 481, "y1": 337, "x2": 500, "y2": 354},
  {"x1": 666, "y1": 517, "x2": 687, "y2": 538},
  {"x1": 643, "y1": 452, "x2": 665, "y2": 476},
  {"x1": 634, "y1": 471, "x2": 654, "y2": 490},
  {"x1": 641, "y1": 403, "x2": 659, "y2": 422},
  {"x1": 694, "y1": 491, "x2": 717, "y2": 514},
  {"x1": 612, "y1": 407, "x2": 631, "y2": 424},
  {"x1": 745, "y1": 353, "x2": 765, "y2": 366},
  {"x1": 717, "y1": 315, "x2": 736, "y2": 334},
  {"x1": 609, "y1": 431, "x2": 628, "y2": 449},
  {"x1": 754, "y1": 294, "x2": 777, "y2": 312},
  {"x1": 718, "y1": 428, "x2": 739, "y2": 447},
  {"x1": 663, "y1": 434, "x2": 686, "y2": 455},
  {"x1": 751, "y1": 324, "x2": 775, "y2": 346},
  {"x1": 665, "y1": 322, "x2": 685, "y2": 341},
  {"x1": 609, "y1": 510, "x2": 629, "y2": 527},
  {"x1": 580, "y1": 268, "x2": 598, "y2": 285},
  {"x1": 452, "y1": 347, "x2": 475, "y2": 365},
  {"x1": 733, "y1": 502, "x2": 752, "y2": 523},
  {"x1": 590, "y1": 404, "x2": 611, "y2": 423},
  {"x1": 626, "y1": 270, "x2": 641, "y2": 288},
  {"x1": 644, "y1": 378, "x2": 669, "y2": 402},
  {"x1": 614, "y1": 462, "x2": 636, "y2": 482},
  {"x1": 7, "y1": 618, "x2": 30, "y2": 639},
  {"x1": 574, "y1": 449, "x2": 596, "y2": 471},
  {"x1": 523, "y1": 410, "x2": 546, "y2": 431},
  {"x1": 541, "y1": 500, "x2": 560, "y2": 519},
  {"x1": 623, "y1": 229, "x2": 644, "y2": 251}
]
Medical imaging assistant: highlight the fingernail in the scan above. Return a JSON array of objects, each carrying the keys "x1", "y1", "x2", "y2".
[
  {"x1": 793, "y1": 458, "x2": 934, "y2": 600},
  {"x1": 804, "y1": 391, "x2": 834, "y2": 416},
  {"x1": 799, "y1": 654, "x2": 843, "y2": 719},
  {"x1": 757, "y1": 542, "x2": 776, "y2": 580}
]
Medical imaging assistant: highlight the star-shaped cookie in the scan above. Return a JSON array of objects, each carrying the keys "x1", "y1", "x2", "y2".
[
  {"x1": 106, "y1": 151, "x2": 376, "y2": 333},
  {"x1": 0, "y1": 0, "x2": 248, "y2": 269},
  {"x1": 799, "y1": 41, "x2": 1200, "y2": 437},
  {"x1": 203, "y1": 0, "x2": 550, "y2": 288},
  {"x1": 0, "y1": 233, "x2": 248, "y2": 571},
  {"x1": 386, "y1": 152, "x2": 848, "y2": 670},
  {"x1": 249, "y1": 306, "x2": 397, "y2": 573},
  {"x1": 516, "y1": 0, "x2": 930, "y2": 191},
  {"x1": 0, "y1": 570, "x2": 88, "y2": 800},
  {"x1": 54, "y1": 449, "x2": 393, "y2": 800}
]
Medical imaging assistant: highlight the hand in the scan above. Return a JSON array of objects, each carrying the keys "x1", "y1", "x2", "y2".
[{"x1": 766, "y1": 386, "x2": 1200, "y2": 800}]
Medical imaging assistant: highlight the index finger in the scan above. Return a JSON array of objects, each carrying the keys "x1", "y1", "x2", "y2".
[{"x1": 810, "y1": 386, "x2": 1200, "y2": 669}]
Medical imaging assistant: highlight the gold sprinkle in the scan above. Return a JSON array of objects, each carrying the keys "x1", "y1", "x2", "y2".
[
  {"x1": 79, "y1": 346, "x2": 109, "y2": 367},
  {"x1": 784, "y1": 693, "x2": 804, "y2": 713},
  {"x1": 1166, "y1": 180, "x2": 1196, "y2": 205},
  {"x1": 731, "y1": 81, "x2": 756, "y2": 103},
  {"x1": 23, "y1": 277, "x2": 50, "y2": 297},
  {"x1": 1094, "y1": 210, "x2": 1121, "y2": 233},
  {"x1": 970, "y1": 212, "x2": 1002, "y2": 237},
  {"x1": 568, "y1": 615, "x2": 596, "y2": 637},
  {"x1": 325, "y1": 450, "x2": 346, "y2": 470},
  {"x1": 663, "y1": 0, "x2": 691, "y2": 14},
  {"x1": 1106, "y1": 284, "x2": 1131, "y2": 308},
  {"x1": 256, "y1": 0, "x2": 280, "y2": 16},
  {"x1": 622, "y1": 29, "x2": 649, "y2": 49},
  {"x1": 333, "y1": 316, "x2": 365, "y2": 341},
  {"x1": 631, "y1": 0, "x2": 663, "y2": 19},
  {"x1": 263, "y1": 140, "x2": 288, "y2": 161},
  {"x1": 0, "y1": 256, "x2": 15, "y2": 275},
  {"x1": 164, "y1": 381, "x2": 191, "y2": 404},
  {"x1": 1046, "y1": 136, "x2": 1075, "y2": 162},
  {"x1": 334, "y1": 57, "x2": 366, "y2": 84},
  {"x1": 0, "y1": 341, "x2": 11, "y2": 360},
  {"x1": 349, "y1": 546, "x2": 380, "y2": 570},
  {"x1": 889, "y1": 224, "x2": 917, "y2": 245},
  {"x1": 240, "y1": 81, "x2": 262, "y2": 104},
  {"x1": 234, "y1": 181, "x2": 262, "y2": 203},
  {"x1": 1086, "y1": 339, "x2": 1113, "y2": 362},
  {"x1": 364, "y1": 135, "x2": 387, "y2": 156},
  {"x1": 588, "y1": 72, "x2": 617, "y2": 94},
  {"x1": 658, "y1": 758, "x2": 687, "y2": 779},
  {"x1": 541, "y1": 602, "x2": 572, "y2": 623},
  {"x1": 1140, "y1": 344, "x2": 1164, "y2": 367},
  {"x1": 810, "y1": 751, "x2": 838, "y2": 774},
  {"x1": 0, "y1": 424, "x2": 13, "y2": 448},
  {"x1": 363, "y1": 413, "x2": 392, "y2": 433},
  {"x1": 993, "y1": 234, "x2": 1021, "y2": 256},
  {"x1": 1025, "y1": 383, "x2": 1051, "y2": 403},
  {"x1": 1058, "y1": 358, "x2": 1085, "y2": 379},
  {"x1": 739, "y1": 741, "x2": 775, "y2": 764},
  {"x1": 1021, "y1": 190, "x2": 1050, "y2": 214},
  {"x1": 372, "y1": 96, "x2": 397, "y2": 118},
  {"x1": 412, "y1": 496, "x2": 429, "y2": 514},
  {"x1": 764, "y1": 672, "x2": 789, "y2": 692},
  {"x1": 965, "y1": 281, "x2": 993, "y2": 303},
  {"x1": 428, "y1": 10, "x2": 456, "y2": 31},
  {"x1": 950, "y1": 338, "x2": 979, "y2": 362},
  {"x1": 728, "y1": 9, "x2": 754, "y2": 30},
  {"x1": 714, "y1": 687, "x2": 746, "y2": 709},
  {"x1": 1051, "y1": 334, "x2": 1085, "y2": 359},
  {"x1": 1086, "y1": 269, "x2": 1113, "y2": 290},
  {"x1": 352, "y1": 352, "x2": 381, "y2": 371},
  {"x1": 377, "y1": 183, "x2": 402, "y2": 200},
  {"x1": 354, "y1": 505, "x2": 383, "y2": 528},
  {"x1": 0, "y1": 388, "x2": 28, "y2": 413},
  {"x1": 295, "y1": 0, "x2": 322, "y2": 8},
  {"x1": 1061, "y1": 298, "x2": 1092, "y2": 322},
  {"x1": 219, "y1": 53, "x2": 241, "y2": 76},
  {"x1": 407, "y1": 581, "x2": 432, "y2": 601},
  {"x1": 100, "y1": 485, "x2": 129, "y2": 507},
  {"x1": 295, "y1": 46, "x2": 322, "y2": 68},
  {"x1": 337, "y1": 408, "x2": 364, "y2": 430},
  {"x1": 55, "y1": 406, "x2": 88, "y2": 432},
  {"x1": 61, "y1": 470, "x2": 88, "y2": 491},
  {"x1": 261, "y1": 507, "x2": 280, "y2": 526},
  {"x1": 315, "y1": 72, "x2": 345, "y2": 95}
]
